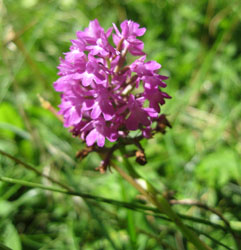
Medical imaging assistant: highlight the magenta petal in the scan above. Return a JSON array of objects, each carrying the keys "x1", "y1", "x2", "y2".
[
  {"x1": 107, "y1": 131, "x2": 118, "y2": 142},
  {"x1": 136, "y1": 27, "x2": 146, "y2": 36},
  {"x1": 83, "y1": 99, "x2": 95, "y2": 110},
  {"x1": 91, "y1": 104, "x2": 101, "y2": 119},
  {"x1": 106, "y1": 27, "x2": 113, "y2": 37},
  {"x1": 54, "y1": 75, "x2": 74, "y2": 92},
  {"x1": 112, "y1": 23, "x2": 121, "y2": 37},
  {"x1": 81, "y1": 73, "x2": 93, "y2": 86},
  {"x1": 128, "y1": 46, "x2": 145, "y2": 56},
  {"x1": 142, "y1": 126, "x2": 151, "y2": 138},
  {"x1": 86, "y1": 129, "x2": 98, "y2": 146},
  {"x1": 97, "y1": 133, "x2": 105, "y2": 147},
  {"x1": 103, "y1": 112, "x2": 113, "y2": 121},
  {"x1": 126, "y1": 114, "x2": 138, "y2": 130},
  {"x1": 146, "y1": 61, "x2": 161, "y2": 71},
  {"x1": 112, "y1": 33, "x2": 120, "y2": 47},
  {"x1": 64, "y1": 107, "x2": 82, "y2": 127},
  {"x1": 139, "y1": 114, "x2": 150, "y2": 126}
]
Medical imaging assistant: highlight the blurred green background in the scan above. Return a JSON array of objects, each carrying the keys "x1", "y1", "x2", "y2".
[{"x1": 0, "y1": 0, "x2": 241, "y2": 249}]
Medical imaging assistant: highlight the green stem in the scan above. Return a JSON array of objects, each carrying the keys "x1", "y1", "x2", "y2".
[
  {"x1": 120, "y1": 177, "x2": 137, "y2": 249},
  {"x1": 152, "y1": 195, "x2": 211, "y2": 250},
  {"x1": 119, "y1": 147, "x2": 139, "y2": 178},
  {"x1": 0, "y1": 176, "x2": 168, "y2": 216},
  {"x1": 0, "y1": 149, "x2": 71, "y2": 191},
  {"x1": 117, "y1": 148, "x2": 211, "y2": 250}
]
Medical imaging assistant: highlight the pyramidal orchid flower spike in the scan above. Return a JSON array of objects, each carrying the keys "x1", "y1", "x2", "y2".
[{"x1": 54, "y1": 19, "x2": 171, "y2": 147}]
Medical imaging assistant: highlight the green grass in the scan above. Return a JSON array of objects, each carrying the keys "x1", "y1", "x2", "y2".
[{"x1": 0, "y1": 0, "x2": 241, "y2": 249}]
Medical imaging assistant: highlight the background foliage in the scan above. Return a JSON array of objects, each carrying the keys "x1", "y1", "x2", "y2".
[{"x1": 0, "y1": 0, "x2": 241, "y2": 249}]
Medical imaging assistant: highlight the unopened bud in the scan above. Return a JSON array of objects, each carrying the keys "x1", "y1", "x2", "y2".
[{"x1": 135, "y1": 150, "x2": 147, "y2": 165}]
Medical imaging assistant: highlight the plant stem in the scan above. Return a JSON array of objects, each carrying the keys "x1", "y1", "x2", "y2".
[
  {"x1": 111, "y1": 162, "x2": 211, "y2": 250},
  {"x1": 0, "y1": 149, "x2": 71, "y2": 191}
]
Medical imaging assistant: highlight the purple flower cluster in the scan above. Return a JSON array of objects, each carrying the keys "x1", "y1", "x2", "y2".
[{"x1": 54, "y1": 19, "x2": 171, "y2": 147}]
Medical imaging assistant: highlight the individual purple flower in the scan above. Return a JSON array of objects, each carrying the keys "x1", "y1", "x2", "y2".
[
  {"x1": 54, "y1": 19, "x2": 171, "y2": 147},
  {"x1": 77, "y1": 19, "x2": 106, "y2": 44},
  {"x1": 113, "y1": 20, "x2": 146, "y2": 56},
  {"x1": 78, "y1": 55, "x2": 106, "y2": 87},
  {"x1": 90, "y1": 84, "x2": 115, "y2": 121},
  {"x1": 58, "y1": 86, "x2": 94, "y2": 127},
  {"x1": 143, "y1": 87, "x2": 171, "y2": 113},
  {"x1": 130, "y1": 56, "x2": 168, "y2": 89},
  {"x1": 54, "y1": 74, "x2": 79, "y2": 92},
  {"x1": 87, "y1": 33, "x2": 116, "y2": 57},
  {"x1": 130, "y1": 56, "x2": 161, "y2": 76},
  {"x1": 57, "y1": 52, "x2": 86, "y2": 76},
  {"x1": 80, "y1": 118, "x2": 118, "y2": 147},
  {"x1": 118, "y1": 95, "x2": 157, "y2": 130}
]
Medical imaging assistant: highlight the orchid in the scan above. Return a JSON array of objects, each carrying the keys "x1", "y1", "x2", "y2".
[{"x1": 54, "y1": 19, "x2": 171, "y2": 147}]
